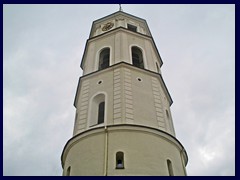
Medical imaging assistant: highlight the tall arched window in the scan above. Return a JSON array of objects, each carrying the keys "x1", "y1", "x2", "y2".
[
  {"x1": 167, "y1": 159, "x2": 174, "y2": 176},
  {"x1": 116, "y1": 151, "x2": 124, "y2": 169},
  {"x1": 89, "y1": 93, "x2": 106, "y2": 127},
  {"x1": 99, "y1": 48, "x2": 110, "y2": 70},
  {"x1": 132, "y1": 46, "x2": 144, "y2": 69},
  {"x1": 98, "y1": 102, "x2": 105, "y2": 124}
]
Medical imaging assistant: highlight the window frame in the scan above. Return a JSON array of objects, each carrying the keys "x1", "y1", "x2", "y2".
[
  {"x1": 167, "y1": 159, "x2": 174, "y2": 176},
  {"x1": 99, "y1": 48, "x2": 110, "y2": 70},
  {"x1": 88, "y1": 93, "x2": 106, "y2": 127},
  {"x1": 127, "y1": 24, "x2": 137, "y2": 32},
  {"x1": 131, "y1": 46, "x2": 144, "y2": 69},
  {"x1": 97, "y1": 101, "x2": 105, "y2": 124},
  {"x1": 116, "y1": 151, "x2": 124, "y2": 169}
]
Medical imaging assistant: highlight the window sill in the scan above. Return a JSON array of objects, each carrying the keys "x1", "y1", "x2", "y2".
[{"x1": 89, "y1": 123, "x2": 104, "y2": 128}]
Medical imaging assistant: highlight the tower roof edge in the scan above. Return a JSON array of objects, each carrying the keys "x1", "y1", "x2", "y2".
[{"x1": 89, "y1": 10, "x2": 152, "y2": 39}]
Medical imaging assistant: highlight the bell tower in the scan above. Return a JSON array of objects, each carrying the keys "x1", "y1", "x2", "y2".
[{"x1": 61, "y1": 10, "x2": 188, "y2": 176}]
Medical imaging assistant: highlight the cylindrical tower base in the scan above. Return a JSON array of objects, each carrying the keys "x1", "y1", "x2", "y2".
[{"x1": 61, "y1": 124, "x2": 188, "y2": 176}]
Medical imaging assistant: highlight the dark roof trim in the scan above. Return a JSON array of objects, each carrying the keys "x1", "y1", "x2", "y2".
[{"x1": 80, "y1": 27, "x2": 163, "y2": 69}]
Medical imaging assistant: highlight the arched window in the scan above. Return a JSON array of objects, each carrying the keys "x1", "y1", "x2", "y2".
[
  {"x1": 116, "y1": 151, "x2": 124, "y2": 169},
  {"x1": 66, "y1": 166, "x2": 71, "y2": 176},
  {"x1": 167, "y1": 159, "x2": 174, "y2": 176},
  {"x1": 98, "y1": 102, "x2": 105, "y2": 124},
  {"x1": 89, "y1": 93, "x2": 106, "y2": 127},
  {"x1": 99, "y1": 48, "x2": 110, "y2": 70},
  {"x1": 132, "y1": 46, "x2": 144, "y2": 69}
]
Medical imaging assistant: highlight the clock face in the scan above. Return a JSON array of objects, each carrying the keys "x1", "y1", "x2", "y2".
[{"x1": 102, "y1": 22, "x2": 114, "y2": 31}]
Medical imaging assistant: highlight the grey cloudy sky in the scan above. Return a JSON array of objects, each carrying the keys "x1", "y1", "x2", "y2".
[{"x1": 3, "y1": 4, "x2": 235, "y2": 176}]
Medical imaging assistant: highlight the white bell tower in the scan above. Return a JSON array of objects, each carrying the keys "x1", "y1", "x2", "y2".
[{"x1": 61, "y1": 9, "x2": 188, "y2": 176}]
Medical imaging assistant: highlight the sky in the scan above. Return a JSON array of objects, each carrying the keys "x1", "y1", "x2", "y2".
[{"x1": 3, "y1": 4, "x2": 235, "y2": 176}]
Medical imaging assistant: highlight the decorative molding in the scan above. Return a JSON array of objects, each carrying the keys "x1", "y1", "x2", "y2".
[
  {"x1": 151, "y1": 77, "x2": 166, "y2": 131},
  {"x1": 74, "y1": 80, "x2": 90, "y2": 135},
  {"x1": 124, "y1": 68, "x2": 134, "y2": 124},
  {"x1": 113, "y1": 69, "x2": 122, "y2": 124}
]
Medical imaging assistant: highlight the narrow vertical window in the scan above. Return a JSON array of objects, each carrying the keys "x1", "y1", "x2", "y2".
[
  {"x1": 132, "y1": 46, "x2": 144, "y2": 69},
  {"x1": 116, "y1": 151, "x2": 124, "y2": 169},
  {"x1": 66, "y1": 166, "x2": 71, "y2": 176},
  {"x1": 99, "y1": 48, "x2": 110, "y2": 70},
  {"x1": 167, "y1": 159, "x2": 174, "y2": 176},
  {"x1": 98, "y1": 102, "x2": 105, "y2": 124},
  {"x1": 89, "y1": 93, "x2": 105, "y2": 127}
]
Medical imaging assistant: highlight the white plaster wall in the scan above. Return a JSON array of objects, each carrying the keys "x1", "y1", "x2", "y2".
[
  {"x1": 63, "y1": 126, "x2": 187, "y2": 176},
  {"x1": 63, "y1": 131, "x2": 105, "y2": 176},
  {"x1": 74, "y1": 64, "x2": 175, "y2": 136}
]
